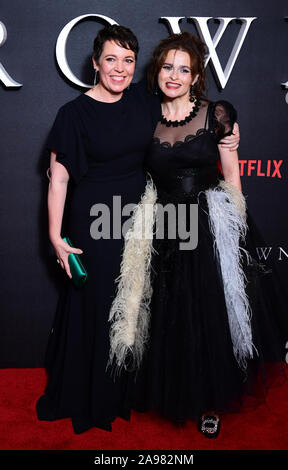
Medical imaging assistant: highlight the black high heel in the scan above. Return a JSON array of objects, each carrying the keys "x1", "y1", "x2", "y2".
[{"x1": 198, "y1": 414, "x2": 221, "y2": 439}]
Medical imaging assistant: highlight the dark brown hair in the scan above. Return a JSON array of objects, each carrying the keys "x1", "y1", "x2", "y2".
[
  {"x1": 93, "y1": 25, "x2": 139, "y2": 63},
  {"x1": 148, "y1": 32, "x2": 208, "y2": 98}
]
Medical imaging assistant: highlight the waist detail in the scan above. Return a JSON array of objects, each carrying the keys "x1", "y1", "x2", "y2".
[{"x1": 154, "y1": 166, "x2": 220, "y2": 199}]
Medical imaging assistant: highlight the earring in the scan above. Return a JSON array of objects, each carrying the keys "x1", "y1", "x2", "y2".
[
  {"x1": 189, "y1": 84, "x2": 196, "y2": 102},
  {"x1": 94, "y1": 69, "x2": 99, "y2": 86},
  {"x1": 154, "y1": 83, "x2": 161, "y2": 96}
]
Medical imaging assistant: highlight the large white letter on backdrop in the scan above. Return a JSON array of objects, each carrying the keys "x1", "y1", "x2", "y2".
[
  {"x1": 161, "y1": 16, "x2": 257, "y2": 89},
  {"x1": 56, "y1": 14, "x2": 118, "y2": 88},
  {"x1": 160, "y1": 17, "x2": 185, "y2": 34},
  {"x1": 0, "y1": 21, "x2": 22, "y2": 88}
]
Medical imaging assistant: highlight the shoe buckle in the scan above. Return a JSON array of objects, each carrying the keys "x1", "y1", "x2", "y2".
[{"x1": 201, "y1": 416, "x2": 219, "y2": 434}]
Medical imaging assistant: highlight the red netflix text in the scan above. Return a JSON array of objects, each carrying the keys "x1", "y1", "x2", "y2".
[{"x1": 238, "y1": 160, "x2": 283, "y2": 178}]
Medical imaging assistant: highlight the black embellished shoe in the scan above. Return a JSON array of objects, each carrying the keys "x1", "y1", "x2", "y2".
[{"x1": 198, "y1": 414, "x2": 221, "y2": 439}]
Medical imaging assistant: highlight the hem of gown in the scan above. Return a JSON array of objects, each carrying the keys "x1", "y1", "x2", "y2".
[
  {"x1": 36, "y1": 394, "x2": 131, "y2": 434},
  {"x1": 129, "y1": 363, "x2": 287, "y2": 426}
]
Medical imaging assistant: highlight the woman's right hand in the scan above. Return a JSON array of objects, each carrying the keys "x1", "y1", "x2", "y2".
[{"x1": 51, "y1": 237, "x2": 83, "y2": 279}]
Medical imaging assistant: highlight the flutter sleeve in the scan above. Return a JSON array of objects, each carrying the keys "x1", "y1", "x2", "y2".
[
  {"x1": 211, "y1": 100, "x2": 237, "y2": 143},
  {"x1": 46, "y1": 103, "x2": 88, "y2": 185}
]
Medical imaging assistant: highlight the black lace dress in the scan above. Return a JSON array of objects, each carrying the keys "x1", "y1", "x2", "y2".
[{"x1": 128, "y1": 99, "x2": 287, "y2": 423}]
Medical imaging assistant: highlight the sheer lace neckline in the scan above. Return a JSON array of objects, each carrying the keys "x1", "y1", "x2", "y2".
[
  {"x1": 153, "y1": 100, "x2": 209, "y2": 147},
  {"x1": 153, "y1": 128, "x2": 208, "y2": 149}
]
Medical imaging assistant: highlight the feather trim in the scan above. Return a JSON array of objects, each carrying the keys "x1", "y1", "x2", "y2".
[
  {"x1": 206, "y1": 181, "x2": 257, "y2": 369},
  {"x1": 108, "y1": 179, "x2": 157, "y2": 374},
  {"x1": 219, "y1": 180, "x2": 247, "y2": 218}
]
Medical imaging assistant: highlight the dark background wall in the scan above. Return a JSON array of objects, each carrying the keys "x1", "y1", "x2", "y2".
[{"x1": 1, "y1": 0, "x2": 287, "y2": 367}]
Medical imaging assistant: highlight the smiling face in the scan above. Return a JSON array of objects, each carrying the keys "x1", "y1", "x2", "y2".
[
  {"x1": 157, "y1": 49, "x2": 199, "y2": 101},
  {"x1": 93, "y1": 40, "x2": 136, "y2": 97}
]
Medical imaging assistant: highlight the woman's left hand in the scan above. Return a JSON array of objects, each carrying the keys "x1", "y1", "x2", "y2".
[{"x1": 219, "y1": 122, "x2": 240, "y2": 151}]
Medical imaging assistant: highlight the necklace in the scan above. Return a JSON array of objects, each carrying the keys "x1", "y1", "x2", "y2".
[{"x1": 160, "y1": 98, "x2": 200, "y2": 127}]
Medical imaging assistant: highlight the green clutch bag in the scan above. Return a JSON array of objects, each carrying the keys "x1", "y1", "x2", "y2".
[{"x1": 63, "y1": 237, "x2": 88, "y2": 288}]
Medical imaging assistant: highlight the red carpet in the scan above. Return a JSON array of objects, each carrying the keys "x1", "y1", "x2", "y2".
[{"x1": 0, "y1": 367, "x2": 287, "y2": 450}]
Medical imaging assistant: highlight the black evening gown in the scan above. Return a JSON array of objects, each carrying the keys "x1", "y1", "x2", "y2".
[
  {"x1": 128, "y1": 99, "x2": 287, "y2": 424},
  {"x1": 36, "y1": 83, "x2": 161, "y2": 433}
]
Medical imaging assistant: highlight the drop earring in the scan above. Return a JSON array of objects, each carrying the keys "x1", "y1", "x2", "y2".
[
  {"x1": 153, "y1": 83, "x2": 162, "y2": 96},
  {"x1": 94, "y1": 69, "x2": 99, "y2": 86},
  {"x1": 189, "y1": 84, "x2": 196, "y2": 103}
]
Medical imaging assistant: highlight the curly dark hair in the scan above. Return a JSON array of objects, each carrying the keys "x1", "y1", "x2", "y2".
[
  {"x1": 148, "y1": 32, "x2": 208, "y2": 98},
  {"x1": 93, "y1": 24, "x2": 139, "y2": 63}
]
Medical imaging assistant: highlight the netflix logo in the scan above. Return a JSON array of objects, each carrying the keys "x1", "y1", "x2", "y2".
[{"x1": 238, "y1": 160, "x2": 283, "y2": 178}]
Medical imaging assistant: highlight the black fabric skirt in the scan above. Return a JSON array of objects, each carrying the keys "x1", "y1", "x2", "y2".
[
  {"x1": 128, "y1": 189, "x2": 287, "y2": 423},
  {"x1": 36, "y1": 170, "x2": 146, "y2": 433}
]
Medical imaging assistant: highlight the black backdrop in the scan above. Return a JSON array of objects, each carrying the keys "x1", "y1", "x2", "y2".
[{"x1": 1, "y1": 0, "x2": 287, "y2": 367}]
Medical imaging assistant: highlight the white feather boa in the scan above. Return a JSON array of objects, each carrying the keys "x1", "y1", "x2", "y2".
[
  {"x1": 205, "y1": 180, "x2": 256, "y2": 369},
  {"x1": 108, "y1": 179, "x2": 158, "y2": 374},
  {"x1": 108, "y1": 178, "x2": 256, "y2": 374}
]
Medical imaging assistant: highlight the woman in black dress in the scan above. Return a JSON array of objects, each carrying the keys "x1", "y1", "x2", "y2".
[
  {"x1": 36, "y1": 25, "x2": 162, "y2": 434},
  {"x1": 109, "y1": 32, "x2": 287, "y2": 438},
  {"x1": 37, "y1": 25, "x2": 239, "y2": 434}
]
